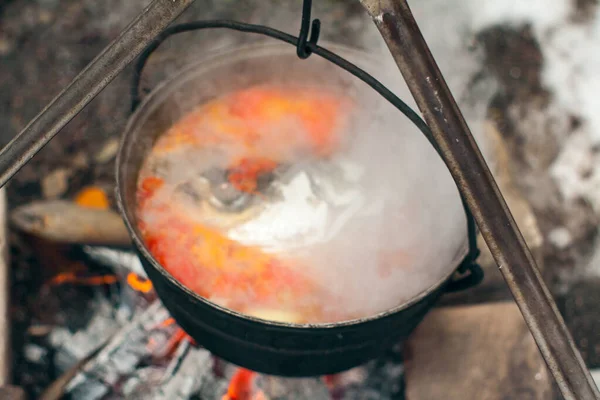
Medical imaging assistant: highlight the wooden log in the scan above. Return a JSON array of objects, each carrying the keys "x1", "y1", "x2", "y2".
[
  {"x1": 404, "y1": 302, "x2": 553, "y2": 400},
  {"x1": 10, "y1": 200, "x2": 131, "y2": 246}
]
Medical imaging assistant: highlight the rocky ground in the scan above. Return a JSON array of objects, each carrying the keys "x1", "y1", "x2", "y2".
[{"x1": 1, "y1": 0, "x2": 600, "y2": 398}]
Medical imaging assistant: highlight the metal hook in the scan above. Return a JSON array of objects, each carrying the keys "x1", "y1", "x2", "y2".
[{"x1": 297, "y1": 0, "x2": 321, "y2": 59}]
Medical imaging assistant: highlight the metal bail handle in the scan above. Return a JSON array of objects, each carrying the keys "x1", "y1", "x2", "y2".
[
  {"x1": 446, "y1": 261, "x2": 484, "y2": 293},
  {"x1": 129, "y1": 0, "x2": 483, "y2": 294}
]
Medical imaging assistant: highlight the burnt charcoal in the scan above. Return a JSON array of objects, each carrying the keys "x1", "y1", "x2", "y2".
[
  {"x1": 64, "y1": 378, "x2": 109, "y2": 400},
  {"x1": 330, "y1": 343, "x2": 405, "y2": 400},
  {"x1": 152, "y1": 345, "x2": 213, "y2": 400},
  {"x1": 340, "y1": 363, "x2": 405, "y2": 400},
  {"x1": 260, "y1": 376, "x2": 331, "y2": 400},
  {"x1": 64, "y1": 301, "x2": 173, "y2": 398},
  {"x1": 117, "y1": 367, "x2": 166, "y2": 399},
  {"x1": 49, "y1": 294, "x2": 124, "y2": 373},
  {"x1": 194, "y1": 376, "x2": 229, "y2": 400},
  {"x1": 161, "y1": 340, "x2": 193, "y2": 381}
]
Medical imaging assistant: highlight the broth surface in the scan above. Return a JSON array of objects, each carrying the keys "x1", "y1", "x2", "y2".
[
  {"x1": 136, "y1": 85, "x2": 357, "y2": 323},
  {"x1": 136, "y1": 82, "x2": 467, "y2": 324}
]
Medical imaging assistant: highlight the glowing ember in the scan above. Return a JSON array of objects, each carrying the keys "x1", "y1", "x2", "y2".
[
  {"x1": 159, "y1": 317, "x2": 176, "y2": 328},
  {"x1": 47, "y1": 272, "x2": 118, "y2": 286},
  {"x1": 222, "y1": 368, "x2": 266, "y2": 400},
  {"x1": 46, "y1": 261, "x2": 118, "y2": 287},
  {"x1": 127, "y1": 272, "x2": 153, "y2": 293}
]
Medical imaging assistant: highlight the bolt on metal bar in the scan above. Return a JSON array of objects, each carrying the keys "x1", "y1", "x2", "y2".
[
  {"x1": 0, "y1": 0, "x2": 195, "y2": 189},
  {"x1": 358, "y1": 0, "x2": 600, "y2": 399}
]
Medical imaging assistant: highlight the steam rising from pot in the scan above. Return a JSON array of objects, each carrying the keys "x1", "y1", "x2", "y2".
[{"x1": 132, "y1": 39, "x2": 492, "y2": 324}]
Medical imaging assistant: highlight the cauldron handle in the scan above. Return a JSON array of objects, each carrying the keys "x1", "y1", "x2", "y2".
[{"x1": 445, "y1": 262, "x2": 484, "y2": 293}]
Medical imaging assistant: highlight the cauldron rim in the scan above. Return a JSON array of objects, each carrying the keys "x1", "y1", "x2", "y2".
[{"x1": 115, "y1": 41, "x2": 469, "y2": 330}]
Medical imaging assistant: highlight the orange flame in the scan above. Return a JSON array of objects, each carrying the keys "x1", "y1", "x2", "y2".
[
  {"x1": 159, "y1": 317, "x2": 176, "y2": 328},
  {"x1": 126, "y1": 272, "x2": 154, "y2": 293},
  {"x1": 47, "y1": 271, "x2": 118, "y2": 287},
  {"x1": 222, "y1": 368, "x2": 267, "y2": 400}
]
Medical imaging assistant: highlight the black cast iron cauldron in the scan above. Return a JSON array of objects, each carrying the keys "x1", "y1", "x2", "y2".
[{"x1": 115, "y1": 42, "x2": 481, "y2": 377}]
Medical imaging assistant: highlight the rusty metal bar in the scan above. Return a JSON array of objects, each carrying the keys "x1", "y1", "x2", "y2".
[
  {"x1": 0, "y1": 188, "x2": 9, "y2": 385},
  {"x1": 0, "y1": 0, "x2": 195, "y2": 188},
  {"x1": 358, "y1": 0, "x2": 600, "y2": 399}
]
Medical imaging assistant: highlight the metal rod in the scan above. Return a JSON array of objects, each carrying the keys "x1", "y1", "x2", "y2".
[
  {"x1": 358, "y1": 1, "x2": 600, "y2": 399},
  {"x1": 0, "y1": 188, "x2": 9, "y2": 385},
  {"x1": 0, "y1": 0, "x2": 195, "y2": 188}
]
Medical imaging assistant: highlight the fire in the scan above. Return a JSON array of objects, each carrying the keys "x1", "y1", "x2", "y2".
[
  {"x1": 46, "y1": 262, "x2": 118, "y2": 287},
  {"x1": 126, "y1": 272, "x2": 153, "y2": 293},
  {"x1": 221, "y1": 369, "x2": 340, "y2": 400},
  {"x1": 47, "y1": 272, "x2": 118, "y2": 286},
  {"x1": 159, "y1": 317, "x2": 176, "y2": 327},
  {"x1": 222, "y1": 368, "x2": 267, "y2": 400},
  {"x1": 41, "y1": 186, "x2": 117, "y2": 287},
  {"x1": 48, "y1": 272, "x2": 117, "y2": 286}
]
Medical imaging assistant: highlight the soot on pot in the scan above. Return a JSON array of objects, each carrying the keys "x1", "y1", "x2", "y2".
[{"x1": 135, "y1": 81, "x2": 468, "y2": 324}]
